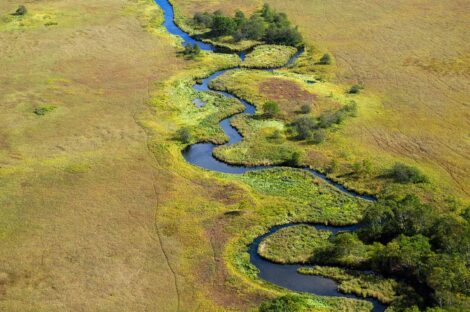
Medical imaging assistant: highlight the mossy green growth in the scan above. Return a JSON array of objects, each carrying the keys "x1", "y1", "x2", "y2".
[
  {"x1": 232, "y1": 168, "x2": 368, "y2": 225},
  {"x1": 298, "y1": 266, "x2": 417, "y2": 305},
  {"x1": 213, "y1": 114, "x2": 300, "y2": 166},
  {"x1": 0, "y1": 9, "x2": 61, "y2": 31},
  {"x1": 33, "y1": 105, "x2": 56, "y2": 116},
  {"x1": 242, "y1": 45, "x2": 298, "y2": 69},
  {"x1": 258, "y1": 225, "x2": 331, "y2": 263},
  {"x1": 259, "y1": 294, "x2": 372, "y2": 312}
]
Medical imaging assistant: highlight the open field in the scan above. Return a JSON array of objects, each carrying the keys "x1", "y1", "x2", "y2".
[
  {"x1": 173, "y1": 0, "x2": 470, "y2": 200},
  {"x1": 0, "y1": 0, "x2": 189, "y2": 310}
]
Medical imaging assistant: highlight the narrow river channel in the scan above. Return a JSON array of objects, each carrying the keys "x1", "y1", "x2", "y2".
[{"x1": 154, "y1": 0, "x2": 385, "y2": 310}]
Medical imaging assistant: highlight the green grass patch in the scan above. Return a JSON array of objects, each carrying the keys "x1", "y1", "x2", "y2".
[
  {"x1": 232, "y1": 168, "x2": 368, "y2": 225},
  {"x1": 242, "y1": 45, "x2": 298, "y2": 69},
  {"x1": 258, "y1": 225, "x2": 331, "y2": 263},
  {"x1": 259, "y1": 293, "x2": 372, "y2": 312},
  {"x1": 298, "y1": 266, "x2": 416, "y2": 305},
  {"x1": 33, "y1": 105, "x2": 56, "y2": 116}
]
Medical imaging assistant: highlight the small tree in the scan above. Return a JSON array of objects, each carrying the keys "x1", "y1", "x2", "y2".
[
  {"x1": 349, "y1": 84, "x2": 363, "y2": 94},
  {"x1": 352, "y1": 159, "x2": 372, "y2": 175},
  {"x1": 300, "y1": 104, "x2": 311, "y2": 114},
  {"x1": 193, "y1": 12, "x2": 213, "y2": 27},
  {"x1": 326, "y1": 159, "x2": 338, "y2": 174},
  {"x1": 292, "y1": 116, "x2": 317, "y2": 140},
  {"x1": 234, "y1": 10, "x2": 246, "y2": 26},
  {"x1": 183, "y1": 44, "x2": 201, "y2": 58},
  {"x1": 318, "y1": 53, "x2": 331, "y2": 65},
  {"x1": 288, "y1": 151, "x2": 301, "y2": 167},
  {"x1": 241, "y1": 15, "x2": 266, "y2": 40},
  {"x1": 12, "y1": 5, "x2": 27, "y2": 16},
  {"x1": 386, "y1": 162, "x2": 428, "y2": 184},
  {"x1": 262, "y1": 101, "x2": 280, "y2": 118},
  {"x1": 212, "y1": 15, "x2": 237, "y2": 36},
  {"x1": 176, "y1": 127, "x2": 192, "y2": 144},
  {"x1": 309, "y1": 129, "x2": 325, "y2": 144}
]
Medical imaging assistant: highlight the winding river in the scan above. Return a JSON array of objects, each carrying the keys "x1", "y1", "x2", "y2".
[{"x1": 154, "y1": 0, "x2": 384, "y2": 310}]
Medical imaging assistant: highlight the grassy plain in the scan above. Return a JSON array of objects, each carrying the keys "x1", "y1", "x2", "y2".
[
  {"x1": 172, "y1": 0, "x2": 470, "y2": 201},
  {"x1": 0, "y1": 0, "x2": 187, "y2": 310}
]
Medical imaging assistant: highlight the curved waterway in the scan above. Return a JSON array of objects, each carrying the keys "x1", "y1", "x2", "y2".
[{"x1": 154, "y1": 0, "x2": 384, "y2": 310}]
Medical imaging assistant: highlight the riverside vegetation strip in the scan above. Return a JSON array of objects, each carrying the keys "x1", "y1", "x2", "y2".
[
  {"x1": 153, "y1": 1, "x2": 468, "y2": 307},
  {"x1": 152, "y1": 0, "x2": 469, "y2": 311}
]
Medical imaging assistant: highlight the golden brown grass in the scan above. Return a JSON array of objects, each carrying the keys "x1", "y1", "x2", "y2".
[{"x1": 0, "y1": 0, "x2": 187, "y2": 310}]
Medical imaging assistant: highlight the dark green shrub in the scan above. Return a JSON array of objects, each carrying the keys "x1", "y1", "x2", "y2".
[
  {"x1": 12, "y1": 5, "x2": 27, "y2": 16},
  {"x1": 240, "y1": 15, "x2": 266, "y2": 40},
  {"x1": 318, "y1": 110, "x2": 344, "y2": 128},
  {"x1": 176, "y1": 127, "x2": 192, "y2": 144},
  {"x1": 300, "y1": 104, "x2": 311, "y2": 114},
  {"x1": 326, "y1": 159, "x2": 338, "y2": 174},
  {"x1": 318, "y1": 53, "x2": 331, "y2": 65},
  {"x1": 259, "y1": 294, "x2": 310, "y2": 312},
  {"x1": 33, "y1": 105, "x2": 56, "y2": 116},
  {"x1": 264, "y1": 26, "x2": 302, "y2": 47},
  {"x1": 343, "y1": 101, "x2": 358, "y2": 115},
  {"x1": 262, "y1": 101, "x2": 280, "y2": 118},
  {"x1": 234, "y1": 10, "x2": 246, "y2": 26},
  {"x1": 193, "y1": 12, "x2": 213, "y2": 27},
  {"x1": 292, "y1": 116, "x2": 317, "y2": 139},
  {"x1": 309, "y1": 129, "x2": 325, "y2": 144},
  {"x1": 212, "y1": 15, "x2": 237, "y2": 35},
  {"x1": 232, "y1": 30, "x2": 244, "y2": 42},
  {"x1": 287, "y1": 151, "x2": 301, "y2": 167},
  {"x1": 182, "y1": 44, "x2": 201, "y2": 58},
  {"x1": 349, "y1": 84, "x2": 363, "y2": 94},
  {"x1": 269, "y1": 129, "x2": 283, "y2": 141},
  {"x1": 352, "y1": 159, "x2": 372, "y2": 175},
  {"x1": 386, "y1": 162, "x2": 428, "y2": 183}
]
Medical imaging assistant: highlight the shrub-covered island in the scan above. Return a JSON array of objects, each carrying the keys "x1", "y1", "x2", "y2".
[{"x1": 190, "y1": 4, "x2": 303, "y2": 50}]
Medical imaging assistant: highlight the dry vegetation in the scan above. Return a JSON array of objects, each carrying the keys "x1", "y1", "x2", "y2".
[{"x1": 0, "y1": 0, "x2": 187, "y2": 310}]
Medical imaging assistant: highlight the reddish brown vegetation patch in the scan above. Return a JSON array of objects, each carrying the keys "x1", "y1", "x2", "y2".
[{"x1": 259, "y1": 78, "x2": 316, "y2": 116}]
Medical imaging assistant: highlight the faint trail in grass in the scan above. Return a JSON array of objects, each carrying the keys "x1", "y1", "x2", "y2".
[{"x1": 132, "y1": 107, "x2": 181, "y2": 312}]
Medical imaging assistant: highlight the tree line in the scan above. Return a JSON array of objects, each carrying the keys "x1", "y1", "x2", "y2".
[
  {"x1": 314, "y1": 195, "x2": 470, "y2": 310},
  {"x1": 193, "y1": 3, "x2": 303, "y2": 47}
]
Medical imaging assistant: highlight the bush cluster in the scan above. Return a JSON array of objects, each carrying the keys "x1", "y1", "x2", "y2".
[
  {"x1": 33, "y1": 105, "x2": 56, "y2": 116},
  {"x1": 318, "y1": 53, "x2": 331, "y2": 65},
  {"x1": 176, "y1": 127, "x2": 192, "y2": 143},
  {"x1": 348, "y1": 84, "x2": 363, "y2": 94},
  {"x1": 292, "y1": 101, "x2": 357, "y2": 141},
  {"x1": 316, "y1": 195, "x2": 470, "y2": 310},
  {"x1": 193, "y1": 3, "x2": 302, "y2": 47},
  {"x1": 262, "y1": 100, "x2": 280, "y2": 118},
  {"x1": 386, "y1": 162, "x2": 428, "y2": 184},
  {"x1": 182, "y1": 43, "x2": 201, "y2": 58},
  {"x1": 12, "y1": 5, "x2": 27, "y2": 16}
]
